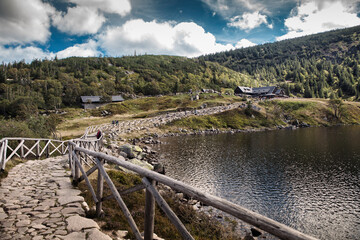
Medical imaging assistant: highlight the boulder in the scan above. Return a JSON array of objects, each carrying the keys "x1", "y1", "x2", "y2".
[
  {"x1": 119, "y1": 144, "x2": 143, "y2": 159},
  {"x1": 119, "y1": 144, "x2": 135, "y2": 158},
  {"x1": 133, "y1": 145, "x2": 143, "y2": 153},
  {"x1": 118, "y1": 151, "x2": 128, "y2": 158}
]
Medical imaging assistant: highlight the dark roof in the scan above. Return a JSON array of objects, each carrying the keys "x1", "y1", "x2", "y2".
[
  {"x1": 81, "y1": 96, "x2": 101, "y2": 103},
  {"x1": 252, "y1": 86, "x2": 276, "y2": 94},
  {"x1": 235, "y1": 86, "x2": 253, "y2": 94},
  {"x1": 111, "y1": 95, "x2": 124, "y2": 102},
  {"x1": 235, "y1": 86, "x2": 286, "y2": 96},
  {"x1": 81, "y1": 95, "x2": 124, "y2": 103}
]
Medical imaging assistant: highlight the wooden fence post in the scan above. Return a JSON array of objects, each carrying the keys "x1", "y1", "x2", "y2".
[
  {"x1": 142, "y1": 177, "x2": 194, "y2": 240},
  {"x1": 2, "y1": 139, "x2": 8, "y2": 170},
  {"x1": 20, "y1": 140, "x2": 24, "y2": 159},
  {"x1": 0, "y1": 141, "x2": 4, "y2": 171},
  {"x1": 96, "y1": 158, "x2": 104, "y2": 217},
  {"x1": 46, "y1": 140, "x2": 50, "y2": 158},
  {"x1": 68, "y1": 144, "x2": 73, "y2": 172},
  {"x1": 74, "y1": 149, "x2": 80, "y2": 184},
  {"x1": 144, "y1": 178, "x2": 155, "y2": 240}
]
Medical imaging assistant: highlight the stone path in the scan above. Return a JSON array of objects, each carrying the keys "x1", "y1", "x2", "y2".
[
  {"x1": 0, "y1": 156, "x2": 112, "y2": 240},
  {"x1": 105, "y1": 102, "x2": 243, "y2": 138}
]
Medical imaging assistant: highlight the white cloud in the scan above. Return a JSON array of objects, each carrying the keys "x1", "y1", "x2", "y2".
[
  {"x1": 228, "y1": 11, "x2": 271, "y2": 30},
  {"x1": 98, "y1": 19, "x2": 235, "y2": 57},
  {"x1": 277, "y1": 1, "x2": 360, "y2": 41},
  {"x1": 52, "y1": 0, "x2": 131, "y2": 35},
  {"x1": 202, "y1": 0, "x2": 264, "y2": 16},
  {"x1": 0, "y1": 0, "x2": 55, "y2": 44},
  {"x1": 0, "y1": 45, "x2": 53, "y2": 63},
  {"x1": 235, "y1": 39, "x2": 256, "y2": 48},
  {"x1": 52, "y1": 6, "x2": 106, "y2": 35},
  {"x1": 67, "y1": 0, "x2": 131, "y2": 16},
  {"x1": 0, "y1": 40, "x2": 102, "y2": 63},
  {"x1": 56, "y1": 40, "x2": 101, "y2": 59}
]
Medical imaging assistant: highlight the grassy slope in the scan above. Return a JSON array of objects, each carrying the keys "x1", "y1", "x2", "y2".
[
  {"x1": 166, "y1": 98, "x2": 360, "y2": 131},
  {"x1": 57, "y1": 93, "x2": 243, "y2": 139},
  {"x1": 78, "y1": 169, "x2": 241, "y2": 240}
]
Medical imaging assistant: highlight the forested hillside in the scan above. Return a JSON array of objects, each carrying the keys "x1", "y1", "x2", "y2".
[
  {"x1": 200, "y1": 25, "x2": 360, "y2": 99},
  {"x1": 0, "y1": 55, "x2": 256, "y2": 119}
]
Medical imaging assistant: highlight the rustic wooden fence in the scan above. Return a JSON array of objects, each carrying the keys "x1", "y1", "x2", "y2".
[
  {"x1": 82, "y1": 123, "x2": 112, "y2": 138},
  {"x1": 68, "y1": 141, "x2": 319, "y2": 240},
  {"x1": 0, "y1": 135, "x2": 103, "y2": 171},
  {"x1": 0, "y1": 138, "x2": 68, "y2": 171}
]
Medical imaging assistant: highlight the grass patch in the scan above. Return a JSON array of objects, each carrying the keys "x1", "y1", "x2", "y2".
[
  {"x1": 167, "y1": 108, "x2": 276, "y2": 130},
  {"x1": 78, "y1": 169, "x2": 241, "y2": 240}
]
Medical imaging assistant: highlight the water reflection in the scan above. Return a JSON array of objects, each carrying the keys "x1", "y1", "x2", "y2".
[{"x1": 154, "y1": 126, "x2": 360, "y2": 239}]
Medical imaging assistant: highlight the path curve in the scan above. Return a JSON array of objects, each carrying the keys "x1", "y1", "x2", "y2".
[{"x1": 0, "y1": 156, "x2": 112, "y2": 240}]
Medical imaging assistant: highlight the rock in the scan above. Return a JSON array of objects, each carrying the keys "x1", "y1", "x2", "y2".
[
  {"x1": 114, "y1": 230, "x2": 128, "y2": 238},
  {"x1": 66, "y1": 215, "x2": 99, "y2": 232},
  {"x1": 0, "y1": 212, "x2": 8, "y2": 220},
  {"x1": 87, "y1": 228, "x2": 112, "y2": 240},
  {"x1": 118, "y1": 151, "x2": 127, "y2": 158},
  {"x1": 56, "y1": 189, "x2": 81, "y2": 196},
  {"x1": 119, "y1": 144, "x2": 135, "y2": 159},
  {"x1": 153, "y1": 163, "x2": 165, "y2": 174},
  {"x1": 175, "y1": 193, "x2": 184, "y2": 199},
  {"x1": 60, "y1": 232, "x2": 86, "y2": 240},
  {"x1": 137, "y1": 153, "x2": 145, "y2": 160},
  {"x1": 81, "y1": 201, "x2": 90, "y2": 212},
  {"x1": 127, "y1": 159, "x2": 153, "y2": 170},
  {"x1": 32, "y1": 224, "x2": 47, "y2": 229},
  {"x1": 133, "y1": 145, "x2": 142, "y2": 153},
  {"x1": 57, "y1": 196, "x2": 84, "y2": 206},
  {"x1": 15, "y1": 219, "x2": 31, "y2": 227}
]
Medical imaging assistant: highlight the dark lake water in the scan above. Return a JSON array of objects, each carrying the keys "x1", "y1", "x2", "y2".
[{"x1": 153, "y1": 126, "x2": 360, "y2": 239}]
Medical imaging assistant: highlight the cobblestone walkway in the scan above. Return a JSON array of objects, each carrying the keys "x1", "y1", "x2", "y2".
[{"x1": 0, "y1": 156, "x2": 112, "y2": 240}]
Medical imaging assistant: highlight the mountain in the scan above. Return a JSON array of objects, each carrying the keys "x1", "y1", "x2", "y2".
[
  {"x1": 200, "y1": 25, "x2": 360, "y2": 99},
  {"x1": 0, "y1": 55, "x2": 257, "y2": 118}
]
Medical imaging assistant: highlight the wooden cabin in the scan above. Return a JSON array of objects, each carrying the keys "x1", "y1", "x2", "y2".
[
  {"x1": 81, "y1": 95, "x2": 124, "y2": 109},
  {"x1": 235, "y1": 86, "x2": 286, "y2": 98}
]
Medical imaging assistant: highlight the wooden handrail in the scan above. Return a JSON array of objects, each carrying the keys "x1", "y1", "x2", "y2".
[
  {"x1": 69, "y1": 143, "x2": 318, "y2": 240},
  {"x1": 0, "y1": 122, "x2": 320, "y2": 240}
]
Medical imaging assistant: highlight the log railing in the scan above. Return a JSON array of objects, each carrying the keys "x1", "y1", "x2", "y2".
[
  {"x1": 68, "y1": 141, "x2": 319, "y2": 240},
  {"x1": 0, "y1": 138, "x2": 68, "y2": 171}
]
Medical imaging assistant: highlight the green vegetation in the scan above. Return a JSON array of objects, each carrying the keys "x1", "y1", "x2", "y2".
[
  {"x1": 167, "y1": 99, "x2": 360, "y2": 131},
  {"x1": 168, "y1": 108, "x2": 274, "y2": 130},
  {"x1": 55, "y1": 94, "x2": 242, "y2": 138},
  {"x1": 93, "y1": 93, "x2": 241, "y2": 116},
  {"x1": 201, "y1": 25, "x2": 360, "y2": 99},
  {"x1": 0, "y1": 55, "x2": 255, "y2": 119},
  {"x1": 0, "y1": 116, "x2": 59, "y2": 139},
  {"x1": 79, "y1": 169, "x2": 241, "y2": 240}
]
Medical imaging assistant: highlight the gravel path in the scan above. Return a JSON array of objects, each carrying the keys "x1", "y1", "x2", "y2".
[{"x1": 0, "y1": 156, "x2": 112, "y2": 240}]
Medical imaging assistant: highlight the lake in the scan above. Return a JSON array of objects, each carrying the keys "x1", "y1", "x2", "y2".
[{"x1": 153, "y1": 126, "x2": 360, "y2": 239}]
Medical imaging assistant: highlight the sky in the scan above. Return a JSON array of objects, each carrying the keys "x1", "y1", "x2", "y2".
[{"x1": 1, "y1": 0, "x2": 360, "y2": 63}]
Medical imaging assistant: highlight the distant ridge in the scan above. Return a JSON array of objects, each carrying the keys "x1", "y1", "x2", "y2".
[{"x1": 200, "y1": 25, "x2": 360, "y2": 99}]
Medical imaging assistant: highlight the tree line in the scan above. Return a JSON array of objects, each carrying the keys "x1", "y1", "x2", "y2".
[
  {"x1": 0, "y1": 55, "x2": 257, "y2": 119},
  {"x1": 200, "y1": 25, "x2": 360, "y2": 99}
]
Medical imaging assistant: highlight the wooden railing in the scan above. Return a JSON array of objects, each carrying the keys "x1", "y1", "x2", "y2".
[
  {"x1": 68, "y1": 141, "x2": 319, "y2": 240},
  {"x1": 0, "y1": 121, "x2": 319, "y2": 240},
  {"x1": 0, "y1": 138, "x2": 68, "y2": 171},
  {"x1": 82, "y1": 123, "x2": 112, "y2": 138}
]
